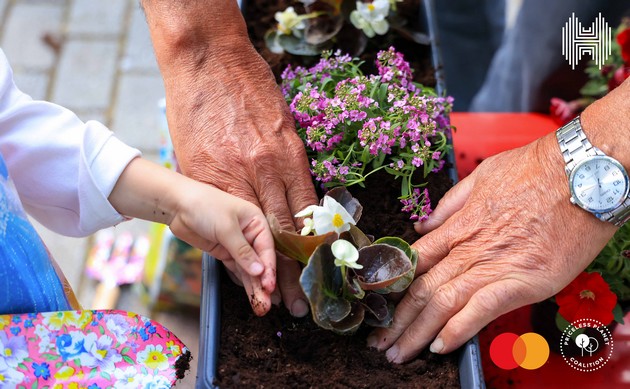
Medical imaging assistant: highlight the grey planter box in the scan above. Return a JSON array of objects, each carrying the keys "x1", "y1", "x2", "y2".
[{"x1": 194, "y1": 0, "x2": 485, "y2": 387}]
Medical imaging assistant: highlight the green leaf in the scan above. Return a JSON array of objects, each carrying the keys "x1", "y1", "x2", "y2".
[
  {"x1": 121, "y1": 347, "x2": 130, "y2": 355},
  {"x1": 329, "y1": 303, "x2": 365, "y2": 334},
  {"x1": 123, "y1": 355, "x2": 134, "y2": 364},
  {"x1": 340, "y1": 225, "x2": 372, "y2": 249},
  {"x1": 300, "y1": 243, "x2": 352, "y2": 330},
  {"x1": 555, "y1": 311, "x2": 571, "y2": 332},
  {"x1": 279, "y1": 32, "x2": 330, "y2": 56},
  {"x1": 100, "y1": 371, "x2": 112, "y2": 380},
  {"x1": 613, "y1": 303, "x2": 625, "y2": 324},
  {"x1": 355, "y1": 244, "x2": 412, "y2": 290}
]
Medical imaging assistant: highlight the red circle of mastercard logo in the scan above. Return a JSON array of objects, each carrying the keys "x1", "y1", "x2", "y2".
[{"x1": 490, "y1": 332, "x2": 549, "y2": 370}]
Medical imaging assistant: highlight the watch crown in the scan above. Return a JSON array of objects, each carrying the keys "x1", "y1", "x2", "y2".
[{"x1": 570, "y1": 197, "x2": 576, "y2": 205}]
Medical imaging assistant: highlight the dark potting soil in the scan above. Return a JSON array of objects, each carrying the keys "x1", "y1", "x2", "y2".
[
  {"x1": 214, "y1": 167, "x2": 458, "y2": 389},
  {"x1": 215, "y1": 262, "x2": 459, "y2": 389},
  {"x1": 212, "y1": 2, "x2": 460, "y2": 388}
]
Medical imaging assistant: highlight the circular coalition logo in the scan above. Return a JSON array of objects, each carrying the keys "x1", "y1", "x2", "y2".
[
  {"x1": 560, "y1": 318, "x2": 614, "y2": 372},
  {"x1": 489, "y1": 332, "x2": 550, "y2": 370}
]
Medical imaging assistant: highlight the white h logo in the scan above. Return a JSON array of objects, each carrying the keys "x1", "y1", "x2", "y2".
[{"x1": 562, "y1": 13, "x2": 612, "y2": 70}]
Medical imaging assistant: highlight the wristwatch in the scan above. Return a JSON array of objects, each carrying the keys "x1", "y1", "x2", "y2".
[{"x1": 556, "y1": 117, "x2": 630, "y2": 226}]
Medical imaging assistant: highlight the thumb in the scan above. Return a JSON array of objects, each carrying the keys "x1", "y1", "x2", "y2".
[
  {"x1": 217, "y1": 216, "x2": 265, "y2": 278},
  {"x1": 415, "y1": 173, "x2": 476, "y2": 235}
]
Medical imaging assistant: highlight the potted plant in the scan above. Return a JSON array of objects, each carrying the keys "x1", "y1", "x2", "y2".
[{"x1": 195, "y1": 1, "x2": 484, "y2": 388}]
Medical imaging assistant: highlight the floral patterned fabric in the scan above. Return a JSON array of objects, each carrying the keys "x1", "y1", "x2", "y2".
[{"x1": 0, "y1": 310, "x2": 190, "y2": 388}]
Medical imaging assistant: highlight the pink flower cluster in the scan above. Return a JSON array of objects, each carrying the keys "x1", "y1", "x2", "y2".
[
  {"x1": 282, "y1": 48, "x2": 453, "y2": 220},
  {"x1": 401, "y1": 188, "x2": 432, "y2": 222}
]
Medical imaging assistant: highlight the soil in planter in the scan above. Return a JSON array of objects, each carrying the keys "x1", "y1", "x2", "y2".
[
  {"x1": 214, "y1": 167, "x2": 458, "y2": 388},
  {"x1": 215, "y1": 263, "x2": 460, "y2": 388}
]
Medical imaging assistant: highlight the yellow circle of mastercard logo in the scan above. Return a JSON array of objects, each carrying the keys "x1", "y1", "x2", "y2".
[{"x1": 490, "y1": 332, "x2": 550, "y2": 370}]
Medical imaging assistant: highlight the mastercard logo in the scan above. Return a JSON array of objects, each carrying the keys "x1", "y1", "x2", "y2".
[{"x1": 489, "y1": 332, "x2": 550, "y2": 370}]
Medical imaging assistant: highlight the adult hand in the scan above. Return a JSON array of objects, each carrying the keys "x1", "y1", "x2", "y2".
[
  {"x1": 142, "y1": 0, "x2": 317, "y2": 317},
  {"x1": 367, "y1": 92, "x2": 628, "y2": 362}
]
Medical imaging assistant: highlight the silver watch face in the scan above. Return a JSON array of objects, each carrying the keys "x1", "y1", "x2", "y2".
[{"x1": 570, "y1": 155, "x2": 629, "y2": 213}]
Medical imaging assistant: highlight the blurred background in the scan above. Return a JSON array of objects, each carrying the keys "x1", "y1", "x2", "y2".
[{"x1": 0, "y1": 0, "x2": 199, "y2": 386}]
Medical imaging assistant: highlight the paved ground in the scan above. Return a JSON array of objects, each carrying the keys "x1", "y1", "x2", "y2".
[{"x1": 1, "y1": 0, "x2": 199, "y2": 386}]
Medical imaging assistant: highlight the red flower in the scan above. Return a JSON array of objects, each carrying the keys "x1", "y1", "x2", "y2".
[
  {"x1": 555, "y1": 272, "x2": 617, "y2": 325},
  {"x1": 608, "y1": 66, "x2": 630, "y2": 91},
  {"x1": 549, "y1": 98, "x2": 587, "y2": 126},
  {"x1": 617, "y1": 28, "x2": 630, "y2": 65}
]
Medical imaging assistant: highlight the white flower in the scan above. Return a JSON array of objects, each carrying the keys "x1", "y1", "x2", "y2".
[
  {"x1": 141, "y1": 374, "x2": 172, "y2": 389},
  {"x1": 295, "y1": 197, "x2": 356, "y2": 235},
  {"x1": 300, "y1": 217, "x2": 315, "y2": 236},
  {"x1": 81, "y1": 333, "x2": 122, "y2": 372},
  {"x1": 114, "y1": 366, "x2": 146, "y2": 389},
  {"x1": 332, "y1": 240, "x2": 363, "y2": 269},
  {"x1": 275, "y1": 7, "x2": 306, "y2": 36},
  {"x1": 295, "y1": 205, "x2": 318, "y2": 218},
  {"x1": 350, "y1": 0, "x2": 390, "y2": 38},
  {"x1": 314, "y1": 197, "x2": 356, "y2": 234}
]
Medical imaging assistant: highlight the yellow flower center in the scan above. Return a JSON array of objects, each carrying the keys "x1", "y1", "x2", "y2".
[
  {"x1": 332, "y1": 213, "x2": 345, "y2": 228},
  {"x1": 367, "y1": 3, "x2": 375, "y2": 11},
  {"x1": 4, "y1": 348, "x2": 11, "y2": 357},
  {"x1": 0, "y1": 373, "x2": 5, "y2": 382},
  {"x1": 96, "y1": 349, "x2": 107, "y2": 359},
  {"x1": 580, "y1": 289, "x2": 596, "y2": 300},
  {"x1": 277, "y1": 23, "x2": 291, "y2": 35}
]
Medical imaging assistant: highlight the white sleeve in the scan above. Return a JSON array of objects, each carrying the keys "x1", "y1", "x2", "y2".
[{"x1": 0, "y1": 49, "x2": 141, "y2": 237}]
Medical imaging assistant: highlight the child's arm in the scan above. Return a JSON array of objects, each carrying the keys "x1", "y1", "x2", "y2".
[{"x1": 108, "y1": 157, "x2": 276, "y2": 316}]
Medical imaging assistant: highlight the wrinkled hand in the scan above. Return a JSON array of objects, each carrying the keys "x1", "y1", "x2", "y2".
[
  {"x1": 169, "y1": 183, "x2": 277, "y2": 316},
  {"x1": 161, "y1": 41, "x2": 317, "y2": 317},
  {"x1": 367, "y1": 132, "x2": 617, "y2": 363}
]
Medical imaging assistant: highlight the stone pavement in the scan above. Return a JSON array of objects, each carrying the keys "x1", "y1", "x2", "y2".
[{"x1": 1, "y1": 0, "x2": 199, "y2": 386}]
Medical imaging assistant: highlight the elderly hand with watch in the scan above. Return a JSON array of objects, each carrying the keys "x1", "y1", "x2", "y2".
[{"x1": 366, "y1": 79, "x2": 630, "y2": 363}]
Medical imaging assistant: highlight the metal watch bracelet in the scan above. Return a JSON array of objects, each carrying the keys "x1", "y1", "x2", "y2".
[{"x1": 556, "y1": 117, "x2": 630, "y2": 227}]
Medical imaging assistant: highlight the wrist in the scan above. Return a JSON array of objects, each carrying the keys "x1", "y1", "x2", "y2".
[
  {"x1": 141, "y1": 0, "x2": 252, "y2": 75},
  {"x1": 580, "y1": 78, "x2": 630, "y2": 170}
]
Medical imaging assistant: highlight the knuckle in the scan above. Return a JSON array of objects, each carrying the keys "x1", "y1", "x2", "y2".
[
  {"x1": 404, "y1": 281, "x2": 431, "y2": 310},
  {"x1": 432, "y1": 283, "x2": 459, "y2": 312},
  {"x1": 235, "y1": 242, "x2": 254, "y2": 261}
]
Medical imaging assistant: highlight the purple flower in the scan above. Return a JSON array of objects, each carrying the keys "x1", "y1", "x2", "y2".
[{"x1": 0, "y1": 332, "x2": 28, "y2": 368}]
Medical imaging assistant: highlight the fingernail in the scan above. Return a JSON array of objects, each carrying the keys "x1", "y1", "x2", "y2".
[
  {"x1": 430, "y1": 338, "x2": 444, "y2": 354},
  {"x1": 290, "y1": 299, "x2": 309, "y2": 317},
  {"x1": 366, "y1": 334, "x2": 377, "y2": 348},
  {"x1": 249, "y1": 262, "x2": 264, "y2": 275},
  {"x1": 386, "y1": 345, "x2": 400, "y2": 363}
]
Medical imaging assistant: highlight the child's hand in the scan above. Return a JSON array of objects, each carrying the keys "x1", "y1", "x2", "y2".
[
  {"x1": 109, "y1": 158, "x2": 276, "y2": 316},
  {"x1": 169, "y1": 183, "x2": 277, "y2": 316}
]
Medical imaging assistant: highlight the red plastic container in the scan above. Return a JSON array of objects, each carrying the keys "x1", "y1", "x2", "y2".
[{"x1": 450, "y1": 112, "x2": 559, "y2": 180}]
